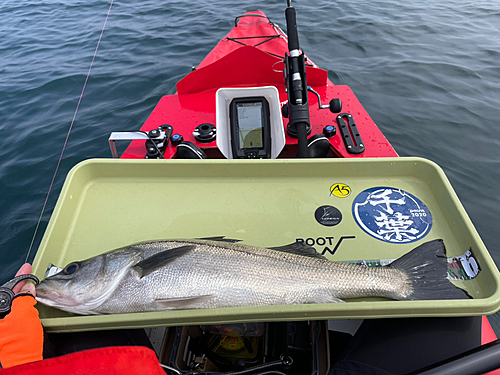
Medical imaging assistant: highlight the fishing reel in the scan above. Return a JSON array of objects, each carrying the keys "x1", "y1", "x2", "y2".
[
  {"x1": 281, "y1": 87, "x2": 342, "y2": 120},
  {"x1": 0, "y1": 274, "x2": 39, "y2": 317},
  {"x1": 307, "y1": 86, "x2": 342, "y2": 113}
]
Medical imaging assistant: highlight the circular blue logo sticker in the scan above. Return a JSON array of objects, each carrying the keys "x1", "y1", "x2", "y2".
[{"x1": 352, "y1": 187, "x2": 432, "y2": 243}]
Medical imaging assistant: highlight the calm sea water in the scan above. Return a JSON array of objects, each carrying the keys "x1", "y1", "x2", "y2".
[{"x1": 1, "y1": 0, "x2": 500, "y2": 329}]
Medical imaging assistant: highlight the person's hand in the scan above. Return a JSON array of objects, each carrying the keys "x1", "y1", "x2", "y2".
[
  {"x1": 0, "y1": 263, "x2": 43, "y2": 368},
  {"x1": 12, "y1": 263, "x2": 36, "y2": 296}
]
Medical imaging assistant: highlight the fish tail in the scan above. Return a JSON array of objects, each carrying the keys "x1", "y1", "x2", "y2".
[{"x1": 390, "y1": 239, "x2": 471, "y2": 300}]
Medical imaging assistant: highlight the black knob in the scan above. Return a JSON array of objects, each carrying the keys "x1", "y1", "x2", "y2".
[
  {"x1": 146, "y1": 146, "x2": 160, "y2": 159},
  {"x1": 323, "y1": 125, "x2": 336, "y2": 138},
  {"x1": 171, "y1": 134, "x2": 184, "y2": 146},
  {"x1": 329, "y1": 98, "x2": 342, "y2": 113},
  {"x1": 148, "y1": 129, "x2": 160, "y2": 138},
  {"x1": 282, "y1": 103, "x2": 289, "y2": 118},
  {"x1": 193, "y1": 123, "x2": 216, "y2": 143}
]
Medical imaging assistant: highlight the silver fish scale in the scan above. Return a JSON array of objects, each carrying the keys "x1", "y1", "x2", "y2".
[{"x1": 97, "y1": 240, "x2": 413, "y2": 313}]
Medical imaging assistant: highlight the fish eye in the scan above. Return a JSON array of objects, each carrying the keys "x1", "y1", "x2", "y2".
[{"x1": 63, "y1": 262, "x2": 81, "y2": 275}]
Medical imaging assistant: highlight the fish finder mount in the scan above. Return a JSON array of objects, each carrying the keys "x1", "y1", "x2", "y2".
[{"x1": 216, "y1": 86, "x2": 285, "y2": 159}]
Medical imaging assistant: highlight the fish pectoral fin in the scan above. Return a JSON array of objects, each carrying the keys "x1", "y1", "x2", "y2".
[
  {"x1": 133, "y1": 245, "x2": 196, "y2": 278},
  {"x1": 154, "y1": 295, "x2": 213, "y2": 310},
  {"x1": 196, "y1": 236, "x2": 242, "y2": 243},
  {"x1": 269, "y1": 242, "x2": 326, "y2": 259},
  {"x1": 307, "y1": 296, "x2": 345, "y2": 304}
]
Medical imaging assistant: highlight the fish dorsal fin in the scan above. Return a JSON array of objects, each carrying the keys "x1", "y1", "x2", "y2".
[
  {"x1": 269, "y1": 242, "x2": 326, "y2": 259},
  {"x1": 196, "y1": 236, "x2": 242, "y2": 243},
  {"x1": 133, "y1": 245, "x2": 195, "y2": 278}
]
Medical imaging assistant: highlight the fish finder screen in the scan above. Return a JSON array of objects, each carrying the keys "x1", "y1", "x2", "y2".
[{"x1": 237, "y1": 102, "x2": 263, "y2": 149}]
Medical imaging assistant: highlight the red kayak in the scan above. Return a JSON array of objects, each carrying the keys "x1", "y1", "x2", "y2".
[
  {"x1": 120, "y1": 11, "x2": 397, "y2": 159},
  {"x1": 113, "y1": 9, "x2": 499, "y2": 375}
]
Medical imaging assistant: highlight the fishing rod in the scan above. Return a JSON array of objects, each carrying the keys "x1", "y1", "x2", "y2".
[{"x1": 283, "y1": 0, "x2": 310, "y2": 158}]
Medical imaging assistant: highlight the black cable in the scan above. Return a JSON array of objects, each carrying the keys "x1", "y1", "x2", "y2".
[
  {"x1": 226, "y1": 35, "x2": 280, "y2": 40},
  {"x1": 175, "y1": 370, "x2": 286, "y2": 375},
  {"x1": 167, "y1": 357, "x2": 289, "y2": 375},
  {"x1": 224, "y1": 34, "x2": 281, "y2": 48}
]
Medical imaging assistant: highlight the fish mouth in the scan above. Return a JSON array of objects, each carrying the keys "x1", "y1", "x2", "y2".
[
  {"x1": 35, "y1": 295, "x2": 59, "y2": 308},
  {"x1": 35, "y1": 285, "x2": 94, "y2": 314},
  {"x1": 35, "y1": 281, "x2": 75, "y2": 308},
  {"x1": 34, "y1": 275, "x2": 123, "y2": 315},
  {"x1": 34, "y1": 295, "x2": 97, "y2": 315}
]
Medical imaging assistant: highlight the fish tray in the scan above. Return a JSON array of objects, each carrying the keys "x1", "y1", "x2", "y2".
[{"x1": 32, "y1": 158, "x2": 500, "y2": 332}]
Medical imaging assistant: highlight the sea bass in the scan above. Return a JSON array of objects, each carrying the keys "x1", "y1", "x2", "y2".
[{"x1": 35, "y1": 238, "x2": 470, "y2": 315}]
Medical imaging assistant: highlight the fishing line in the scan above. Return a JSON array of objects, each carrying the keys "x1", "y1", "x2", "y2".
[{"x1": 25, "y1": 0, "x2": 114, "y2": 263}]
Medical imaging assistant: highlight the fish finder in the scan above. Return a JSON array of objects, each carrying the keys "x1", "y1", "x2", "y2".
[{"x1": 229, "y1": 96, "x2": 271, "y2": 159}]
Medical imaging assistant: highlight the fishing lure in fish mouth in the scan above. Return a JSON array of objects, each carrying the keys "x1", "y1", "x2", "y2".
[{"x1": 35, "y1": 238, "x2": 471, "y2": 315}]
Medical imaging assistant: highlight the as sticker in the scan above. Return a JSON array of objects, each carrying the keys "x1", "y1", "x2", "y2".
[
  {"x1": 352, "y1": 187, "x2": 432, "y2": 243},
  {"x1": 330, "y1": 183, "x2": 351, "y2": 198},
  {"x1": 315, "y1": 205, "x2": 342, "y2": 227}
]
